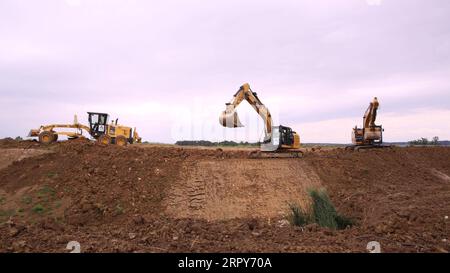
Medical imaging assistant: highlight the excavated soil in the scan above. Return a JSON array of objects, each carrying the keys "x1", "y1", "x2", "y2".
[
  {"x1": 0, "y1": 139, "x2": 449, "y2": 253},
  {"x1": 165, "y1": 159, "x2": 321, "y2": 220}
]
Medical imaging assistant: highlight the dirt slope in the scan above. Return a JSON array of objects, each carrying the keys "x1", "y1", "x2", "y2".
[
  {"x1": 165, "y1": 159, "x2": 322, "y2": 220},
  {"x1": 0, "y1": 140, "x2": 449, "y2": 253},
  {"x1": 0, "y1": 149, "x2": 52, "y2": 171}
]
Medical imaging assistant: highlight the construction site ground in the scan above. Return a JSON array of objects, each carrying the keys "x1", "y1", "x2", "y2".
[{"x1": 0, "y1": 138, "x2": 449, "y2": 253}]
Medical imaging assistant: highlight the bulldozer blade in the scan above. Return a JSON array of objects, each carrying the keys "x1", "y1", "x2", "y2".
[{"x1": 219, "y1": 111, "x2": 244, "y2": 128}]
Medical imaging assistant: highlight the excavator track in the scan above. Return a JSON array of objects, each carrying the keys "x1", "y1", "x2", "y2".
[
  {"x1": 248, "y1": 150, "x2": 304, "y2": 159},
  {"x1": 345, "y1": 144, "x2": 392, "y2": 151}
]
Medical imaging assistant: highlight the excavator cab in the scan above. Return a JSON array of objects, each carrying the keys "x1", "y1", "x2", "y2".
[
  {"x1": 279, "y1": 126, "x2": 296, "y2": 146},
  {"x1": 87, "y1": 112, "x2": 109, "y2": 138},
  {"x1": 261, "y1": 125, "x2": 300, "y2": 152}
]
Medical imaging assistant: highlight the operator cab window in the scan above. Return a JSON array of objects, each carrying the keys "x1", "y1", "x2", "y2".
[
  {"x1": 91, "y1": 114, "x2": 99, "y2": 124},
  {"x1": 99, "y1": 115, "x2": 106, "y2": 125}
]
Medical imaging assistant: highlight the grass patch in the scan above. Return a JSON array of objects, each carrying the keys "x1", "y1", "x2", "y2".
[
  {"x1": 310, "y1": 189, "x2": 339, "y2": 229},
  {"x1": 47, "y1": 172, "x2": 58, "y2": 178},
  {"x1": 39, "y1": 185, "x2": 56, "y2": 196},
  {"x1": 288, "y1": 204, "x2": 311, "y2": 227},
  {"x1": 115, "y1": 203, "x2": 124, "y2": 214},
  {"x1": 361, "y1": 169, "x2": 370, "y2": 176},
  {"x1": 38, "y1": 185, "x2": 56, "y2": 200},
  {"x1": 21, "y1": 196, "x2": 33, "y2": 205},
  {"x1": 32, "y1": 204, "x2": 46, "y2": 214},
  {"x1": 288, "y1": 189, "x2": 354, "y2": 230},
  {"x1": 335, "y1": 214, "x2": 355, "y2": 230}
]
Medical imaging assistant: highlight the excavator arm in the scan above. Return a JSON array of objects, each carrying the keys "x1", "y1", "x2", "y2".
[
  {"x1": 363, "y1": 97, "x2": 379, "y2": 128},
  {"x1": 219, "y1": 83, "x2": 273, "y2": 141}
]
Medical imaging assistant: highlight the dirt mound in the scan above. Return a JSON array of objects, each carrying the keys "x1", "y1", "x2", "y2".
[
  {"x1": 0, "y1": 149, "x2": 52, "y2": 171},
  {"x1": 0, "y1": 138, "x2": 41, "y2": 149},
  {"x1": 0, "y1": 143, "x2": 449, "y2": 253}
]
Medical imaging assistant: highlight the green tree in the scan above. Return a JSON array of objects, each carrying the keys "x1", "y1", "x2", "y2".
[{"x1": 432, "y1": 136, "x2": 439, "y2": 145}]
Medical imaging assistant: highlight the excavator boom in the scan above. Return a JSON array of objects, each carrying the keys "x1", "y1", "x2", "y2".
[{"x1": 363, "y1": 97, "x2": 379, "y2": 128}]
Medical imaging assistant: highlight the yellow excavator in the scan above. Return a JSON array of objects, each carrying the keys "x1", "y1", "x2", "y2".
[
  {"x1": 28, "y1": 112, "x2": 141, "y2": 146},
  {"x1": 348, "y1": 97, "x2": 388, "y2": 150},
  {"x1": 219, "y1": 83, "x2": 302, "y2": 158}
]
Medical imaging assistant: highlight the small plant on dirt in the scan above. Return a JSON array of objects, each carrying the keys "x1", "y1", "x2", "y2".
[
  {"x1": 288, "y1": 204, "x2": 311, "y2": 226},
  {"x1": 63, "y1": 186, "x2": 73, "y2": 194},
  {"x1": 92, "y1": 202, "x2": 106, "y2": 215},
  {"x1": 54, "y1": 216, "x2": 64, "y2": 224},
  {"x1": 38, "y1": 185, "x2": 56, "y2": 199},
  {"x1": 335, "y1": 214, "x2": 354, "y2": 230},
  {"x1": 0, "y1": 196, "x2": 5, "y2": 205},
  {"x1": 32, "y1": 204, "x2": 46, "y2": 214},
  {"x1": 115, "y1": 203, "x2": 124, "y2": 215},
  {"x1": 288, "y1": 189, "x2": 354, "y2": 230},
  {"x1": 47, "y1": 172, "x2": 58, "y2": 178},
  {"x1": 21, "y1": 196, "x2": 33, "y2": 205}
]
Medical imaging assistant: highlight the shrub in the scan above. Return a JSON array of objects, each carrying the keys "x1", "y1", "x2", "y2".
[
  {"x1": 32, "y1": 204, "x2": 45, "y2": 214},
  {"x1": 309, "y1": 189, "x2": 338, "y2": 229},
  {"x1": 288, "y1": 189, "x2": 354, "y2": 230},
  {"x1": 288, "y1": 204, "x2": 311, "y2": 226},
  {"x1": 335, "y1": 214, "x2": 355, "y2": 229}
]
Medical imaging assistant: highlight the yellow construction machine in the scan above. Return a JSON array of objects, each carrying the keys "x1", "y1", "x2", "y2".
[
  {"x1": 219, "y1": 83, "x2": 302, "y2": 158},
  {"x1": 347, "y1": 97, "x2": 389, "y2": 151},
  {"x1": 29, "y1": 112, "x2": 141, "y2": 146}
]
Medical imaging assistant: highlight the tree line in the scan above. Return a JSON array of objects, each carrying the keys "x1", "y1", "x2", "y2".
[
  {"x1": 175, "y1": 140, "x2": 260, "y2": 147},
  {"x1": 408, "y1": 136, "x2": 440, "y2": 146}
]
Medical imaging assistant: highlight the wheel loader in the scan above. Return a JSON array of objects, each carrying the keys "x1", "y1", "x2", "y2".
[
  {"x1": 219, "y1": 83, "x2": 302, "y2": 158},
  {"x1": 28, "y1": 112, "x2": 141, "y2": 146}
]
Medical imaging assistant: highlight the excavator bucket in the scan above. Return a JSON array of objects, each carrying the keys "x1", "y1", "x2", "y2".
[{"x1": 219, "y1": 110, "x2": 244, "y2": 128}]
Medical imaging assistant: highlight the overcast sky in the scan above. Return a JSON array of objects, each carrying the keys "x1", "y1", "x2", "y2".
[{"x1": 1, "y1": 0, "x2": 449, "y2": 143}]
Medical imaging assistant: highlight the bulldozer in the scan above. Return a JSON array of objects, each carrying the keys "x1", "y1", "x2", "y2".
[
  {"x1": 28, "y1": 112, "x2": 141, "y2": 146},
  {"x1": 219, "y1": 83, "x2": 302, "y2": 158},
  {"x1": 347, "y1": 97, "x2": 389, "y2": 151}
]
